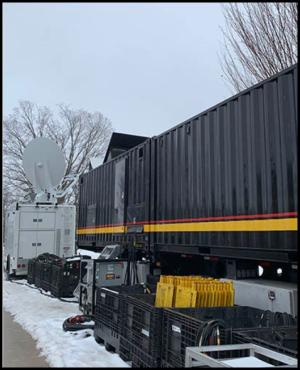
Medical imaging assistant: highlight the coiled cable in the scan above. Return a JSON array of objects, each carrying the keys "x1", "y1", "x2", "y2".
[{"x1": 196, "y1": 319, "x2": 226, "y2": 347}]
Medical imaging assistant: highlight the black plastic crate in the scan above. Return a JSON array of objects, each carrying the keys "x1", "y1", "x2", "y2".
[
  {"x1": 95, "y1": 285, "x2": 146, "y2": 333},
  {"x1": 162, "y1": 306, "x2": 269, "y2": 368},
  {"x1": 146, "y1": 283, "x2": 157, "y2": 294},
  {"x1": 50, "y1": 260, "x2": 80, "y2": 298},
  {"x1": 50, "y1": 264, "x2": 63, "y2": 296},
  {"x1": 94, "y1": 285, "x2": 146, "y2": 353},
  {"x1": 27, "y1": 259, "x2": 36, "y2": 285},
  {"x1": 121, "y1": 293, "x2": 137, "y2": 340},
  {"x1": 232, "y1": 326, "x2": 298, "y2": 358},
  {"x1": 94, "y1": 287, "x2": 120, "y2": 333},
  {"x1": 127, "y1": 294, "x2": 163, "y2": 360},
  {"x1": 161, "y1": 360, "x2": 173, "y2": 368},
  {"x1": 131, "y1": 344, "x2": 161, "y2": 368},
  {"x1": 40, "y1": 262, "x2": 53, "y2": 292},
  {"x1": 146, "y1": 274, "x2": 160, "y2": 285},
  {"x1": 119, "y1": 336, "x2": 132, "y2": 362},
  {"x1": 34, "y1": 261, "x2": 43, "y2": 288},
  {"x1": 94, "y1": 321, "x2": 121, "y2": 352},
  {"x1": 34, "y1": 254, "x2": 53, "y2": 288},
  {"x1": 119, "y1": 297, "x2": 137, "y2": 360},
  {"x1": 35, "y1": 254, "x2": 61, "y2": 292},
  {"x1": 146, "y1": 275, "x2": 159, "y2": 294}
]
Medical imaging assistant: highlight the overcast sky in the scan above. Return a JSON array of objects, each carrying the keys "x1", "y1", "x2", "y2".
[{"x1": 3, "y1": 3, "x2": 231, "y2": 138}]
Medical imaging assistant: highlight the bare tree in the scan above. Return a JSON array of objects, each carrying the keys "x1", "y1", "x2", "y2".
[
  {"x1": 3, "y1": 101, "x2": 113, "y2": 208},
  {"x1": 220, "y1": 3, "x2": 298, "y2": 92}
]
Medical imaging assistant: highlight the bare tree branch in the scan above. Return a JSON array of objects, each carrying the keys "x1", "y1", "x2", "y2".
[
  {"x1": 220, "y1": 3, "x2": 298, "y2": 92},
  {"x1": 3, "y1": 101, "x2": 113, "y2": 209}
]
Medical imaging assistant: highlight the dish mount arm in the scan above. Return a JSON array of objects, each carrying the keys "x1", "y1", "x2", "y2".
[{"x1": 55, "y1": 173, "x2": 80, "y2": 200}]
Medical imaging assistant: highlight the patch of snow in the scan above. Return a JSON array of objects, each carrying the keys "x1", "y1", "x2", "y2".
[
  {"x1": 66, "y1": 256, "x2": 81, "y2": 262},
  {"x1": 76, "y1": 249, "x2": 101, "y2": 259},
  {"x1": 3, "y1": 280, "x2": 130, "y2": 368}
]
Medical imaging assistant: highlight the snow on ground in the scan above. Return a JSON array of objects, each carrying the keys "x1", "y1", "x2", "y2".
[
  {"x1": 3, "y1": 279, "x2": 130, "y2": 368},
  {"x1": 76, "y1": 249, "x2": 101, "y2": 259}
]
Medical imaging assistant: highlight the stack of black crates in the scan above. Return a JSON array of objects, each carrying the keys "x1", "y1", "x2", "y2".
[
  {"x1": 161, "y1": 306, "x2": 263, "y2": 367},
  {"x1": 93, "y1": 282, "x2": 297, "y2": 367},
  {"x1": 127, "y1": 294, "x2": 163, "y2": 368},
  {"x1": 232, "y1": 325, "x2": 298, "y2": 359},
  {"x1": 33, "y1": 254, "x2": 50, "y2": 288},
  {"x1": 94, "y1": 285, "x2": 163, "y2": 367},
  {"x1": 40, "y1": 256, "x2": 58, "y2": 292},
  {"x1": 94, "y1": 285, "x2": 146, "y2": 354},
  {"x1": 161, "y1": 307, "x2": 298, "y2": 367},
  {"x1": 50, "y1": 258, "x2": 80, "y2": 298},
  {"x1": 27, "y1": 254, "x2": 80, "y2": 298}
]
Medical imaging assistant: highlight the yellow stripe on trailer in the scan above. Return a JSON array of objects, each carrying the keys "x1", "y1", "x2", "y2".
[
  {"x1": 77, "y1": 217, "x2": 297, "y2": 235},
  {"x1": 76, "y1": 225, "x2": 126, "y2": 235},
  {"x1": 144, "y1": 218, "x2": 297, "y2": 232}
]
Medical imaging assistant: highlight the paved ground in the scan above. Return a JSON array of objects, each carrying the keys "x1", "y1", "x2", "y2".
[{"x1": 2, "y1": 309, "x2": 49, "y2": 368}]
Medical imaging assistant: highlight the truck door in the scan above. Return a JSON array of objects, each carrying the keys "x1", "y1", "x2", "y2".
[
  {"x1": 19, "y1": 211, "x2": 39, "y2": 229},
  {"x1": 18, "y1": 211, "x2": 39, "y2": 258},
  {"x1": 19, "y1": 229, "x2": 55, "y2": 259},
  {"x1": 19, "y1": 231, "x2": 37, "y2": 259},
  {"x1": 36, "y1": 212, "x2": 56, "y2": 256},
  {"x1": 36, "y1": 230, "x2": 55, "y2": 255},
  {"x1": 18, "y1": 211, "x2": 57, "y2": 258},
  {"x1": 35, "y1": 212, "x2": 55, "y2": 229}
]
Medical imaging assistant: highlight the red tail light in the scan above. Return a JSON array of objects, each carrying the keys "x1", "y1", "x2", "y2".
[
  {"x1": 260, "y1": 261, "x2": 271, "y2": 267},
  {"x1": 22, "y1": 264, "x2": 26, "y2": 268},
  {"x1": 17, "y1": 264, "x2": 21, "y2": 268}
]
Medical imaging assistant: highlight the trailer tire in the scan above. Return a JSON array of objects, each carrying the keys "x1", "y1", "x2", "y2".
[
  {"x1": 95, "y1": 335, "x2": 104, "y2": 345},
  {"x1": 105, "y1": 343, "x2": 114, "y2": 352}
]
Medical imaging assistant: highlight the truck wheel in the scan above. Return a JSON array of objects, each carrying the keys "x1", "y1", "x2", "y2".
[{"x1": 6, "y1": 255, "x2": 11, "y2": 280}]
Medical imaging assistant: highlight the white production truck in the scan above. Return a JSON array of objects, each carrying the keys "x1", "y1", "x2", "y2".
[
  {"x1": 5, "y1": 137, "x2": 78, "y2": 276},
  {"x1": 5, "y1": 203, "x2": 76, "y2": 276}
]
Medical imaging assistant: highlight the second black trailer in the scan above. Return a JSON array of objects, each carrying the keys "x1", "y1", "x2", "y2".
[{"x1": 77, "y1": 64, "x2": 298, "y2": 281}]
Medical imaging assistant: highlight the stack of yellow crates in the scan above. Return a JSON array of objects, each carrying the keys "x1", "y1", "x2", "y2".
[{"x1": 155, "y1": 275, "x2": 234, "y2": 308}]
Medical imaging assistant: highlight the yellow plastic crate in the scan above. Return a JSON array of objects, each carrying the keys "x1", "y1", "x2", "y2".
[
  {"x1": 156, "y1": 275, "x2": 234, "y2": 308},
  {"x1": 174, "y1": 287, "x2": 197, "y2": 308},
  {"x1": 155, "y1": 283, "x2": 175, "y2": 307}
]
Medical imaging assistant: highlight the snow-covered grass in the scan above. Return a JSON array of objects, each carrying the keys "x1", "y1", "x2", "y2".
[{"x1": 3, "y1": 279, "x2": 130, "y2": 367}]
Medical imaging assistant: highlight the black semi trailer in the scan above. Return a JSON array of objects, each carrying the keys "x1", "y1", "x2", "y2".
[{"x1": 77, "y1": 64, "x2": 298, "y2": 282}]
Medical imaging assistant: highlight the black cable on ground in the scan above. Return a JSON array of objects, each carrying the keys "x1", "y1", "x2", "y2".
[
  {"x1": 7, "y1": 279, "x2": 93, "y2": 333},
  {"x1": 7, "y1": 279, "x2": 78, "y2": 304}
]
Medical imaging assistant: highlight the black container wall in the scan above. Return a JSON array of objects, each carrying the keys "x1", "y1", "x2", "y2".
[
  {"x1": 150, "y1": 65, "x2": 297, "y2": 263},
  {"x1": 77, "y1": 159, "x2": 115, "y2": 248},
  {"x1": 126, "y1": 140, "x2": 151, "y2": 225},
  {"x1": 77, "y1": 140, "x2": 151, "y2": 249},
  {"x1": 77, "y1": 65, "x2": 297, "y2": 264}
]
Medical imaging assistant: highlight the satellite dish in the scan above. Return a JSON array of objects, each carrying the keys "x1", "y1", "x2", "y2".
[{"x1": 23, "y1": 138, "x2": 66, "y2": 193}]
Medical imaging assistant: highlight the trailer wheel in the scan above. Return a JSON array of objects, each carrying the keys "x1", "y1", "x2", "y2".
[
  {"x1": 95, "y1": 335, "x2": 104, "y2": 345},
  {"x1": 105, "y1": 343, "x2": 114, "y2": 352}
]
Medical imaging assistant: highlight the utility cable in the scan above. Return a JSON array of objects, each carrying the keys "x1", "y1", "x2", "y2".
[
  {"x1": 7, "y1": 279, "x2": 78, "y2": 304},
  {"x1": 196, "y1": 319, "x2": 226, "y2": 347}
]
